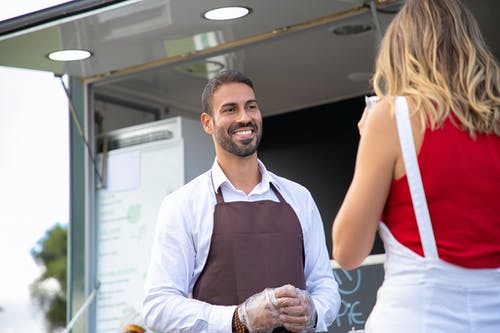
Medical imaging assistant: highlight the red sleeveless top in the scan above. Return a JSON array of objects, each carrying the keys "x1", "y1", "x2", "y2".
[{"x1": 382, "y1": 116, "x2": 500, "y2": 268}]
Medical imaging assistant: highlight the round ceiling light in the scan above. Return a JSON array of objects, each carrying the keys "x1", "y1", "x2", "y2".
[
  {"x1": 332, "y1": 24, "x2": 372, "y2": 36},
  {"x1": 177, "y1": 60, "x2": 225, "y2": 78},
  {"x1": 347, "y1": 72, "x2": 373, "y2": 82},
  {"x1": 203, "y1": 6, "x2": 251, "y2": 20},
  {"x1": 47, "y1": 49, "x2": 92, "y2": 61}
]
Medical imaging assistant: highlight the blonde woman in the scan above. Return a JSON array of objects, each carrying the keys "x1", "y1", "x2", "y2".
[{"x1": 332, "y1": 0, "x2": 500, "y2": 332}]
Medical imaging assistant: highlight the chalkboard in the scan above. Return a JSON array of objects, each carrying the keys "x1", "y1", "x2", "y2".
[{"x1": 328, "y1": 254, "x2": 385, "y2": 333}]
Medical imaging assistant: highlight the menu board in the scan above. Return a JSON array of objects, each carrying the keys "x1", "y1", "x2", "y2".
[{"x1": 95, "y1": 139, "x2": 184, "y2": 333}]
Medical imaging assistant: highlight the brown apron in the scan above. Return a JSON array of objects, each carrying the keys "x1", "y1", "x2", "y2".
[{"x1": 193, "y1": 182, "x2": 306, "y2": 332}]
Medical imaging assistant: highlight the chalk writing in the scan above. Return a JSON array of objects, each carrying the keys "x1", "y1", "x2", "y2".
[{"x1": 327, "y1": 257, "x2": 384, "y2": 333}]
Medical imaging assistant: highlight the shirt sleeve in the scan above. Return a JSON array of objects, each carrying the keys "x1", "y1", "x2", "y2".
[
  {"x1": 142, "y1": 193, "x2": 235, "y2": 333},
  {"x1": 302, "y1": 191, "x2": 341, "y2": 331}
]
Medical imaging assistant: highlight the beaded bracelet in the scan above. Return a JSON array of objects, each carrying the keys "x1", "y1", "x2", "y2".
[{"x1": 232, "y1": 307, "x2": 248, "y2": 333}]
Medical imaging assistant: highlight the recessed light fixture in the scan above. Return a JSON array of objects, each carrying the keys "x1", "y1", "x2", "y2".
[
  {"x1": 347, "y1": 72, "x2": 373, "y2": 82},
  {"x1": 332, "y1": 24, "x2": 372, "y2": 36},
  {"x1": 178, "y1": 60, "x2": 225, "y2": 78},
  {"x1": 47, "y1": 49, "x2": 92, "y2": 61},
  {"x1": 203, "y1": 6, "x2": 251, "y2": 21}
]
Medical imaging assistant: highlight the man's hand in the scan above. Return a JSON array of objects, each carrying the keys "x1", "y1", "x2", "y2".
[
  {"x1": 275, "y1": 285, "x2": 317, "y2": 333},
  {"x1": 237, "y1": 285, "x2": 317, "y2": 333},
  {"x1": 238, "y1": 288, "x2": 281, "y2": 333}
]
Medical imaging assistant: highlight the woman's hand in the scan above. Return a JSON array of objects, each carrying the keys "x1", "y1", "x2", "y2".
[{"x1": 357, "y1": 107, "x2": 369, "y2": 135}]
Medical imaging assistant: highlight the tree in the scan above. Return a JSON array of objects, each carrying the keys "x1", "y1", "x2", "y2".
[{"x1": 31, "y1": 223, "x2": 67, "y2": 332}]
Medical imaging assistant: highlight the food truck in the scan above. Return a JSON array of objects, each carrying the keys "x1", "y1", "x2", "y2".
[{"x1": 0, "y1": 1, "x2": 497, "y2": 332}]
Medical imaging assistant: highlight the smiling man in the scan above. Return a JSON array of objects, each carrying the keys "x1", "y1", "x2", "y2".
[{"x1": 142, "y1": 70, "x2": 340, "y2": 333}]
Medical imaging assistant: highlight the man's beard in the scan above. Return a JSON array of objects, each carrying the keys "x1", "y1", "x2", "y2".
[{"x1": 214, "y1": 121, "x2": 262, "y2": 157}]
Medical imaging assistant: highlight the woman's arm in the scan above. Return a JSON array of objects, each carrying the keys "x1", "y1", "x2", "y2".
[{"x1": 332, "y1": 99, "x2": 400, "y2": 270}]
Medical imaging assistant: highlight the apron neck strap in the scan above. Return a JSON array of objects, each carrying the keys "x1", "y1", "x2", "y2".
[
  {"x1": 211, "y1": 174, "x2": 284, "y2": 204},
  {"x1": 394, "y1": 96, "x2": 438, "y2": 259}
]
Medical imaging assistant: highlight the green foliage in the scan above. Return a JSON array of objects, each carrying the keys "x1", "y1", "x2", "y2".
[{"x1": 31, "y1": 223, "x2": 67, "y2": 332}]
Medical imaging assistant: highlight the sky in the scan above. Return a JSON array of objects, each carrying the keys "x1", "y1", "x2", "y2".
[
  {"x1": 0, "y1": 65, "x2": 69, "y2": 332},
  {"x1": 0, "y1": 0, "x2": 73, "y2": 21},
  {"x1": 0, "y1": 3, "x2": 73, "y2": 333}
]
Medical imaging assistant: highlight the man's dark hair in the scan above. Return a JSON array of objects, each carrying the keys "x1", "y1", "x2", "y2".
[{"x1": 201, "y1": 70, "x2": 255, "y2": 115}]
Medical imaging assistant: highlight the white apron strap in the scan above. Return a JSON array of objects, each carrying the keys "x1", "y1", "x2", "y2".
[{"x1": 394, "y1": 96, "x2": 438, "y2": 259}]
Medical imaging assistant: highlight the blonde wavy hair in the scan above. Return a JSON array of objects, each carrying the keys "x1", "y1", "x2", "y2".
[{"x1": 372, "y1": 0, "x2": 500, "y2": 136}]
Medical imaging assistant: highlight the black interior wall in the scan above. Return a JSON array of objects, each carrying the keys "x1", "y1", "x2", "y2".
[{"x1": 259, "y1": 95, "x2": 384, "y2": 258}]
